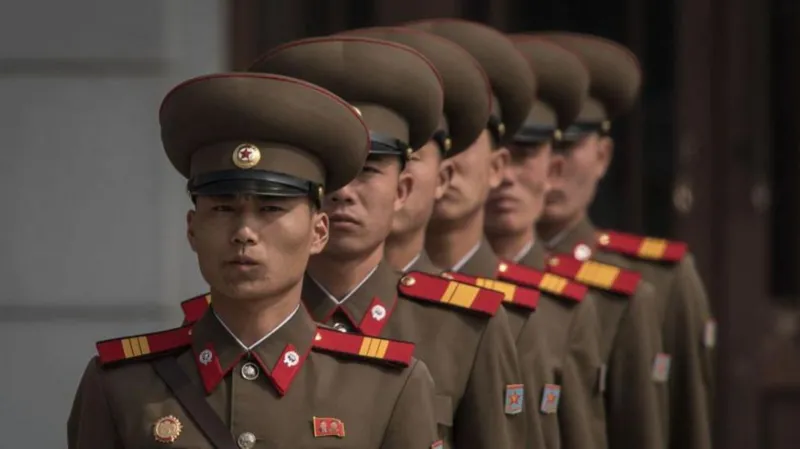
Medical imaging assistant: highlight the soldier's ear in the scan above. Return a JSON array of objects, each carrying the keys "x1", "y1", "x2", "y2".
[
  {"x1": 394, "y1": 168, "x2": 414, "y2": 213},
  {"x1": 489, "y1": 146, "x2": 510, "y2": 189},
  {"x1": 435, "y1": 158, "x2": 454, "y2": 200},
  {"x1": 309, "y1": 211, "x2": 329, "y2": 255},
  {"x1": 186, "y1": 210, "x2": 197, "y2": 253},
  {"x1": 595, "y1": 136, "x2": 614, "y2": 179}
]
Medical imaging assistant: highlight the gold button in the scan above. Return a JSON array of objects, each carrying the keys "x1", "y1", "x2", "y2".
[
  {"x1": 598, "y1": 233, "x2": 610, "y2": 245},
  {"x1": 498, "y1": 263, "x2": 509, "y2": 273},
  {"x1": 548, "y1": 258, "x2": 560, "y2": 267},
  {"x1": 400, "y1": 275, "x2": 416, "y2": 287}
]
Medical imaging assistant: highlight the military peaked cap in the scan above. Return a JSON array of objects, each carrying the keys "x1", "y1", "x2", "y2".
[
  {"x1": 250, "y1": 37, "x2": 444, "y2": 160},
  {"x1": 538, "y1": 32, "x2": 642, "y2": 140},
  {"x1": 160, "y1": 73, "x2": 370, "y2": 199},
  {"x1": 340, "y1": 26, "x2": 492, "y2": 158},
  {"x1": 405, "y1": 19, "x2": 535, "y2": 146},
  {"x1": 510, "y1": 35, "x2": 590, "y2": 144}
]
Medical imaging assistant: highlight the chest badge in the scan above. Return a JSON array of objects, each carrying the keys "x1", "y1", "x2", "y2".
[
  {"x1": 312, "y1": 416, "x2": 346, "y2": 438},
  {"x1": 153, "y1": 415, "x2": 182, "y2": 443}
]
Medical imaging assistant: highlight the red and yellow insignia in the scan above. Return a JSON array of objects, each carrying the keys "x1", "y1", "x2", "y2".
[
  {"x1": 443, "y1": 272, "x2": 539, "y2": 311},
  {"x1": 312, "y1": 328, "x2": 414, "y2": 367},
  {"x1": 153, "y1": 415, "x2": 182, "y2": 443},
  {"x1": 181, "y1": 293, "x2": 211, "y2": 325},
  {"x1": 312, "y1": 416, "x2": 345, "y2": 438},
  {"x1": 96, "y1": 326, "x2": 192, "y2": 365},
  {"x1": 546, "y1": 255, "x2": 640, "y2": 295},
  {"x1": 496, "y1": 261, "x2": 587, "y2": 302},
  {"x1": 596, "y1": 230, "x2": 687, "y2": 262},
  {"x1": 398, "y1": 271, "x2": 504, "y2": 316}
]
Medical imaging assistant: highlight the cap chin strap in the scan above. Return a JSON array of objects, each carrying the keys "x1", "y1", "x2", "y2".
[
  {"x1": 187, "y1": 169, "x2": 323, "y2": 205},
  {"x1": 369, "y1": 131, "x2": 412, "y2": 169}
]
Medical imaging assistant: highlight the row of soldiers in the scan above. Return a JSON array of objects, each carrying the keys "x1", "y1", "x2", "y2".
[{"x1": 67, "y1": 18, "x2": 716, "y2": 449}]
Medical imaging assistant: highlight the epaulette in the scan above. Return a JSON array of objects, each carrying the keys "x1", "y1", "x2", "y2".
[
  {"x1": 443, "y1": 271, "x2": 539, "y2": 311},
  {"x1": 596, "y1": 230, "x2": 687, "y2": 263},
  {"x1": 312, "y1": 327, "x2": 414, "y2": 367},
  {"x1": 496, "y1": 261, "x2": 587, "y2": 302},
  {"x1": 96, "y1": 325, "x2": 193, "y2": 366},
  {"x1": 546, "y1": 254, "x2": 641, "y2": 296},
  {"x1": 181, "y1": 293, "x2": 211, "y2": 324},
  {"x1": 398, "y1": 271, "x2": 504, "y2": 316}
]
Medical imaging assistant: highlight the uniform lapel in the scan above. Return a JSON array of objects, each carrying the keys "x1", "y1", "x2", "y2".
[
  {"x1": 339, "y1": 262, "x2": 398, "y2": 336},
  {"x1": 190, "y1": 310, "x2": 247, "y2": 395}
]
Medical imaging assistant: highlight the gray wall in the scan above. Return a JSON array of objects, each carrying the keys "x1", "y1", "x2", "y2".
[{"x1": 0, "y1": 0, "x2": 227, "y2": 446}]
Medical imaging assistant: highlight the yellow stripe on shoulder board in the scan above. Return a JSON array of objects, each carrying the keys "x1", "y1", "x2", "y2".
[
  {"x1": 539, "y1": 273, "x2": 568, "y2": 294},
  {"x1": 121, "y1": 336, "x2": 152, "y2": 359},
  {"x1": 575, "y1": 261, "x2": 619, "y2": 289},
  {"x1": 358, "y1": 337, "x2": 389, "y2": 358},
  {"x1": 638, "y1": 238, "x2": 668, "y2": 259},
  {"x1": 442, "y1": 281, "x2": 480, "y2": 308},
  {"x1": 474, "y1": 278, "x2": 517, "y2": 301}
]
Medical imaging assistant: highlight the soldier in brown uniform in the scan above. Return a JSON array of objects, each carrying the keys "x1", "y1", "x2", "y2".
[
  {"x1": 67, "y1": 73, "x2": 442, "y2": 448},
  {"x1": 526, "y1": 33, "x2": 666, "y2": 449},
  {"x1": 481, "y1": 35, "x2": 608, "y2": 449},
  {"x1": 537, "y1": 33, "x2": 715, "y2": 449},
  {"x1": 249, "y1": 37, "x2": 529, "y2": 449}
]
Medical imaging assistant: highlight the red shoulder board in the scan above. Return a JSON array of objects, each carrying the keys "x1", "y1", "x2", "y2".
[
  {"x1": 546, "y1": 254, "x2": 641, "y2": 296},
  {"x1": 443, "y1": 271, "x2": 539, "y2": 311},
  {"x1": 496, "y1": 261, "x2": 587, "y2": 302},
  {"x1": 312, "y1": 327, "x2": 413, "y2": 368},
  {"x1": 96, "y1": 325, "x2": 192, "y2": 366},
  {"x1": 398, "y1": 271, "x2": 504, "y2": 316},
  {"x1": 596, "y1": 230, "x2": 687, "y2": 262},
  {"x1": 181, "y1": 293, "x2": 211, "y2": 325}
]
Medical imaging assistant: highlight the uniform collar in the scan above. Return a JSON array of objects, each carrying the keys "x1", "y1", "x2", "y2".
[
  {"x1": 403, "y1": 251, "x2": 443, "y2": 275},
  {"x1": 517, "y1": 239, "x2": 548, "y2": 271},
  {"x1": 545, "y1": 218, "x2": 597, "y2": 257},
  {"x1": 190, "y1": 304, "x2": 317, "y2": 396},
  {"x1": 302, "y1": 261, "x2": 399, "y2": 336},
  {"x1": 457, "y1": 237, "x2": 501, "y2": 278}
]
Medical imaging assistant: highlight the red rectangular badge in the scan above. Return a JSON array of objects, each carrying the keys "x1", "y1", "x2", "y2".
[{"x1": 312, "y1": 416, "x2": 345, "y2": 438}]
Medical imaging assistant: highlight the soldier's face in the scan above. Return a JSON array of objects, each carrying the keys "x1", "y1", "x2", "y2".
[
  {"x1": 320, "y1": 154, "x2": 412, "y2": 259},
  {"x1": 390, "y1": 140, "x2": 452, "y2": 238},
  {"x1": 484, "y1": 141, "x2": 552, "y2": 237},
  {"x1": 187, "y1": 195, "x2": 328, "y2": 302},
  {"x1": 540, "y1": 133, "x2": 612, "y2": 227},
  {"x1": 430, "y1": 130, "x2": 507, "y2": 227}
]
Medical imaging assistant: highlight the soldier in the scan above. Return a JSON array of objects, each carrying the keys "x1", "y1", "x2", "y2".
[
  {"x1": 526, "y1": 32, "x2": 666, "y2": 449},
  {"x1": 66, "y1": 73, "x2": 441, "y2": 449},
  {"x1": 481, "y1": 35, "x2": 608, "y2": 449},
  {"x1": 249, "y1": 37, "x2": 529, "y2": 449},
  {"x1": 538, "y1": 32, "x2": 715, "y2": 449}
]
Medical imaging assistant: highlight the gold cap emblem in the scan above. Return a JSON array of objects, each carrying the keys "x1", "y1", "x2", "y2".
[
  {"x1": 232, "y1": 143, "x2": 261, "y2": 169},
  {"x1": 153, "y1": 415, "x2": 182, "y2": 443}
]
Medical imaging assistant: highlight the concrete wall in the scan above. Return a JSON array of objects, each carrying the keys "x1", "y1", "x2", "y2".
[{"x1": 0, "y1": 1, "x2": 227, "y2": 446}]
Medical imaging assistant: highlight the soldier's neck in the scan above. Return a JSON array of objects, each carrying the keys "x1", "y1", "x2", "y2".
[
  {"x1": 486, "y1": 226, "x2": 535, "y2": 261},
  {"x1": 536, "y1": 210, "x2": 586, "y2": 242},
  {"x1": 210, "y1": 283, "x2": 302, "y2": 347},
  {"x1": 425, "y1": 207, "x2": 485, "y2": 270},
  {"x1": 384, "y1": 227, "x2": 426, "y2": 272},
  {"x1": 306, "y1": 243, "x2": 385, "y2": 299}
]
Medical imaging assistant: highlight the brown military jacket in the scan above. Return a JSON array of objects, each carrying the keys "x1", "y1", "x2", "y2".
[
  {"x1": 448, "y1": 238, "x2": 546, "y2": 449},
  {"x1": 574, "y1": 223, "x2": 715, "y2": 449},
  {"x1": 302, "y1": 261, "x2": 529, "y2": 449},
  {"x1": 509, "y1": 241, "x2": 608, "y2": 449},
  {"x1": 546, "y1": 221, "x2": 666, "y2": 449},
  {"x1": 67, "y1": 306, "x2": 440, "y2": 449}
]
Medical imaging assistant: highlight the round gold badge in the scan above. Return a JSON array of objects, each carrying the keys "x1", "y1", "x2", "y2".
[
  {"x1": 497, "y1": 262, "x2": 509, "y2": 273},
  {"x1": 232, "y1": 143, "x2": 261, "y2": 169},
  {"x1": 598, "y1": 233, "x2": 610, "y2": 246},
  {"x1": 153, "y1": 415, "x2": 182, "y2": 443}
]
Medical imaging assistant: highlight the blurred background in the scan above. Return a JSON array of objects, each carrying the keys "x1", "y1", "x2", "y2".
[{"x1": 1, "y1": 0, "x2": 797, "y2": 447}]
